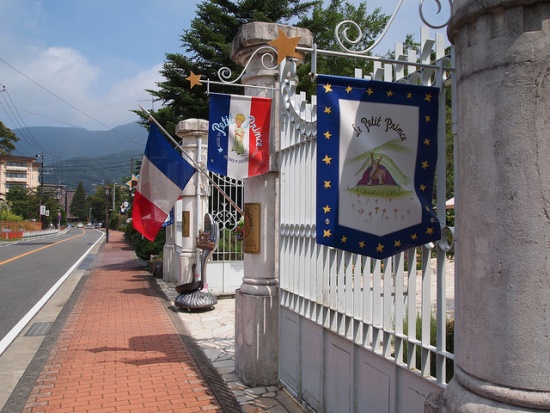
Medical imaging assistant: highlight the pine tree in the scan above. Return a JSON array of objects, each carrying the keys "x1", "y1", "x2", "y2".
[
  {"x1": 70, "y1": 182, "x2": 89, "y2": 222},
  {"x1": 146, "y1": 0, "x2": 316, "y2": 131},
  {"x1": 0, "y1": 120, "x2": 19, "y2": 157}
]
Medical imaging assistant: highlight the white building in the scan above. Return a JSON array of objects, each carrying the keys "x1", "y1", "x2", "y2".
[{"x1": 0, "y1": 155, "x2": 40, "y2": 201}]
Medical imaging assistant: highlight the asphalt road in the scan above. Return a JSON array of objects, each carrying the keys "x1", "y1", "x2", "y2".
[{"x1": 0, "y1": 227, "x2": 103, "y2": 348}]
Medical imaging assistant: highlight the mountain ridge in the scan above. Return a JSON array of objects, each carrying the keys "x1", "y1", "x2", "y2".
[
  {"x1": 12, "y1": 122, "x2": 148, "y2": 160},
  {"x1": 12, "y1": 123, "x2": 148, "y2": 192}
]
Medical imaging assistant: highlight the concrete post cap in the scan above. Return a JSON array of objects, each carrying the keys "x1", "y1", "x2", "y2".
[{"x1": 231, "y1": 22, "x2": 313, "y2": 66}]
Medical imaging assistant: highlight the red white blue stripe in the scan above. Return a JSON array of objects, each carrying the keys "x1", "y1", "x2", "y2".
[
  {"x1": 132, "y1": 123, "x2": 196, "y2": 241},
  {"x1": 207, "y1": 93, "x2": 271, "y2": 179}
]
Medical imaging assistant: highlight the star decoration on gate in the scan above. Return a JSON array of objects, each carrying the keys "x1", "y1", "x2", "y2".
[
  {"x1": 268, "y1": 28, "x2": 302, "y2": 64},
  {"x1": 186, "y1": 71, "x2": 203, "y2": 89}
]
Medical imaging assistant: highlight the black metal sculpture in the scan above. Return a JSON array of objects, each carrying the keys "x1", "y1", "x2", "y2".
[{"x1": 174, "y1": 213, "x2": 219, "y2": 310}]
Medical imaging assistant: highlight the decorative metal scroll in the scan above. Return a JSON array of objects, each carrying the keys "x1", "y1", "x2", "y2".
[
  {"x1": 205, "y1": 45, "x2": 278, "y2": 93},
  {"x1": 335, "y1": 0, "x2": 405, "y2": 54},
  {"x1": 419, "y1": 0, "x2": 453, "y2": 29},
  {"x1": 335, "y1": 0, "x2": 452, "y2": 54},
  {"x1": 280, "y1": 60, "x2": 317, "y2": 139}
]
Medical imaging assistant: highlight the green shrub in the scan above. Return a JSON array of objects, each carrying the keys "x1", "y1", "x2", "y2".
[
  {"x1": 214, "y1": 228, "x2": 243, "y2": 261},
  {"x1": 124, "y1": 224, "x2": 166, "y2": 262},
  {"x1": 402, "y1": 311, "x2": 454, "y2": 383},
  {"x1": 0, "y1": 208, "x2": 23, "y2": 222}
]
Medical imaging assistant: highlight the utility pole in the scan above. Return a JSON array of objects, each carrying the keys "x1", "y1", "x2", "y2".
[
  {"x1": 36, "y1": 153, "x2": 45, "y2": 229},
  {"x1": 104, "y1": 182, "x2": 110, "y2": 243}
]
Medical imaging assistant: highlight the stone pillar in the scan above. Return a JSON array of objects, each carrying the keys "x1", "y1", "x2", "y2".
[
  {"x1": 433, "y1": 2, "x2": 550, "y2": 411},
  {"x1": 231, "y1": 22, "x2": 312, "y2": 387},
  {"x1": 163, "y1": 119, "x2": 208, "y2": 285}
]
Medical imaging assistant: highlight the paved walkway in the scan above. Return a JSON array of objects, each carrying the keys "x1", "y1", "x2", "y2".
[
  {"x1": 1, "y1": 231, "x2": 305, "y2": 413},
  {"x1": 155, "y1": 282, "x2": 303, "y2": 413}
]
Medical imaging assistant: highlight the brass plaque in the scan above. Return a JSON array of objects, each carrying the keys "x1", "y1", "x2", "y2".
[
  {"x1": 243, "y1": 203, "x2": 261, "y2": 254},
  {"x1": 182, "y1": 211, "x2": 190, "y2": 237}
]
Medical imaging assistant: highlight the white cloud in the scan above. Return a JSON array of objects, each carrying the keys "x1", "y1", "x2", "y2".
[
  {"x1": 0, "y1": 0, "x2": 167, "y2": 131},
  {"x1": 0, "y1": 0, "x2": 450, "y2": 132},
  {"x1": 1, "y1": 42, "x2": 163, "y2": 131}
]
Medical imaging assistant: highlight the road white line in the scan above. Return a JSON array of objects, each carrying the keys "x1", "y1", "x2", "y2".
[{"x1": 0, "y1": 233, "x2": 104, "y2": 356}]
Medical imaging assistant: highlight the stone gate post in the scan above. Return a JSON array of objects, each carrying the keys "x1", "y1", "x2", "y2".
[
  {"x1": 163, "y1": 119, "x2": 209, "y2": 285},
  {"x1": 429, "y1": 2, "x2": 550, "y2": 411},
  {"x1": 231, "y1": 22, "x2": 312, "y2": 387}
]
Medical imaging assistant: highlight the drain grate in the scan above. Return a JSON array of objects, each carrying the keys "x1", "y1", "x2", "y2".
[
  {"x1": 78, "y1": 254, "x2": 96, "y2": 270},
  {"x1": 25, "y1": 322, "x2": 53, "y2": 337}
]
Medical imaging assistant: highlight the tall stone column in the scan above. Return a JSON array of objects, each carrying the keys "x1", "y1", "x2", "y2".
[
  {"x1": 231, "y1": 22, "x2": 312, "y2": 387},
  {"x1": 163, "y1": 119, "x2": 208, "y2": 285},
  {"x1": 434, "y1": 2, "x2": 550, "y2": 411}
]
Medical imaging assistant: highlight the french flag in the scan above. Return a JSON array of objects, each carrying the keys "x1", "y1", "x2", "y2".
[
  {"x1": 207, "y1": 93, "x2": 271, "y2": 179},
  {"x1": 132, "y1": 123, "x2": 196, "y2": 241}
]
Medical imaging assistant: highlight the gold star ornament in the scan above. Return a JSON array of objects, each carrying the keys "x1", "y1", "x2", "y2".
[
  {"x1": 186, "y1": 71, "x2": 203, "y2": 89},
  {"x1": 268, "y1": 28, "x2": 302, "y2": 64}
]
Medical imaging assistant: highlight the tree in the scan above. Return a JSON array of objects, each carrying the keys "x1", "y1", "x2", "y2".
[
  {"x1": 88, "y1": 185, "x2": 108, "y2": 224},
  {"x1": 0, "y1": 120, "x2": 18, "y2": 157},
  {"x1": 6, "y1": 186, "x2": 34, "y2": 219},
  {"x1": 5, "y1": 185, "x2": 62, "y2": 225},
  {"x1": 295, "y1": 0, "x2": 403, "y2": 94},
  {"x1": 145, "y1": 0, "x2": 316, "y2": 130},
  {"x1": 69, "y1": 182, "x2": 89, "y2": 221}
]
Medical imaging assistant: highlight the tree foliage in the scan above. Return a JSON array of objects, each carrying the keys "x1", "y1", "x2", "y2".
[
  {"x1": 69, "y1": 182, "x2": 89, "y2": 221},
  {"x1": 5, "y1": 185, "x2": 62, "y2": 225},
  {"x1": 146, "y1": 0, "x2": 316, "y2": 131},
  {"x1": 295, "y1": 0, "x2": 391, "y2": 94},
  {"x1": 0, "y1": 120, "x2": 18, "y2": 157},
  {"x1": 143, "y1": 0, "x2": 420, "y2": 129},
  {"x1": 88, "y1": 185, "x2": 108, "y2": 224}
]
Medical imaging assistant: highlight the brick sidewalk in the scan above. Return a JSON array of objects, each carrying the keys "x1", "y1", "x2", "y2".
[{"x1": 21, "y1": 231, "x2": 234, "y2": 413}]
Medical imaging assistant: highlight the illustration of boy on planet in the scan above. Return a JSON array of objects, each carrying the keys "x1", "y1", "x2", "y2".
[{"x1": 232, "y1": 113, "x2": 245, "y2": 155}]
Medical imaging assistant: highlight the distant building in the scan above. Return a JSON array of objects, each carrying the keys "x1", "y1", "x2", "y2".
[{"x1": 0, "y1": 155, "x2": 40, "y2": 202}]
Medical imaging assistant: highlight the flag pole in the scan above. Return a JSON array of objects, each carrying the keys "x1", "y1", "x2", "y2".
[{"x1": 138, "y1": 105, "x2": 244, "y2": 217}]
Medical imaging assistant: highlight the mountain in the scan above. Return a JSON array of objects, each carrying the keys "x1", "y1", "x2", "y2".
[
  {"x1": 11, "y1": 123, "x2": 149, "y2": 192},
  {"x1": 44, "y1": 151, "x2": 143, "y2": 193},
  {"x1": 12, "y1": 122, "x2": 148, "y2": 160}
]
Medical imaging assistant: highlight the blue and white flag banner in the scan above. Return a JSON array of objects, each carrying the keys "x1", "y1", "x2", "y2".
[
  {"x1": 316, "y1": 74, "x2": 441, "y2": 259},
  {"x1": 208, "y1": 93, "x2": 271, "y2": 179}
]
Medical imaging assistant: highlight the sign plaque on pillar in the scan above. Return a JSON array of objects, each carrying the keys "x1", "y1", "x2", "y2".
[
  {"x1": 182, "y1": 211, "x2": 190, "y2": 237},
  {"x1": 243, "y1": 203, "x2": 260, "y2": 254}
]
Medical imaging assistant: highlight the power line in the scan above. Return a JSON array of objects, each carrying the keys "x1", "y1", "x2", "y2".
[
  {"x1": 0, "y1": 83, "x2": 46, "y2": 152},
  {"x1": 0, "y1": 58, "x2": 141, "y2": 143},
  {"x1": 0, "y1": 101, "x2": 78, "y2": 128}
]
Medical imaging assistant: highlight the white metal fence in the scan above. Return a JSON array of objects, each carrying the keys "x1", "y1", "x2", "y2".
[{"x1": 278, "y1": 28, "x2": 455, "y2": 411}]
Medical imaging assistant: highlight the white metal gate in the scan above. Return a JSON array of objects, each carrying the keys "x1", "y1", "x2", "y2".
[
  {"x1": 278, "y1": 27, "x2": 455, "y2": 413},
  {"x1": 207, "y1": 172, "x2": 244, "y2": 295}
]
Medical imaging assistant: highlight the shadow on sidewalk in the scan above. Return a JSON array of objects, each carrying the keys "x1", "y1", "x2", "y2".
[{"x1": 87, "y1": 334, "x2": 190, "y2": 366}]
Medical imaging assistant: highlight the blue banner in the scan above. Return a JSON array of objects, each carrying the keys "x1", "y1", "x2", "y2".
[{"x1": 316, "y1": 74, "x2": 441, "y2": 259}]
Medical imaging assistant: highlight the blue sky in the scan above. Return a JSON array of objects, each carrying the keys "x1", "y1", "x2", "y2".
[{"x1": 0, "y1": 0, "x2": 449, "y2": 131}]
